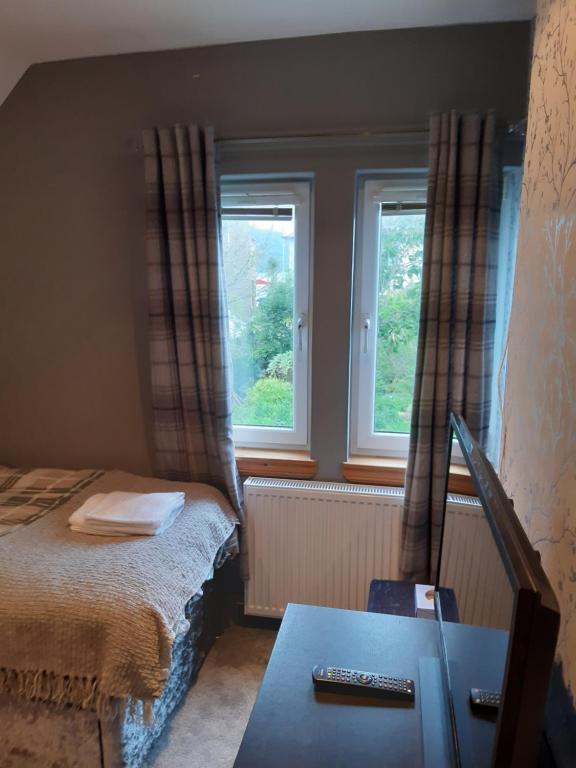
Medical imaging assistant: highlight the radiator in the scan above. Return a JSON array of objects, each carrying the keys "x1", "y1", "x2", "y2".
[
  {"x1": 440, "y1": 503, "x2": 513, "y2": 630},
  {"x1": 244, "y1": 477, "x2": 488, "y2": 621},
  {"x1": 244, "y1": 478, "x2": 404, "y2": 616}
]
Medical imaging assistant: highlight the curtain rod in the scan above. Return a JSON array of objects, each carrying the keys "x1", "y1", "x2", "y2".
[
  {"x1": 507, "y1": 117, "x2": 527, "y2": 137},
  {"x1": 130, "y1": 128, "x2": 427, "y2": 155},
  {"x1": 215, "y1": 129, "x2": 431, "y2": 154},
  {"x1": 215, "y1": 126, "x2": 427, "y2": 144},
  {"x1": 215, "y1": 120, "x2": 526, "y2": 148},
  {"x1": 132, "y1": 120, "x2": 526, "y2": 154}
]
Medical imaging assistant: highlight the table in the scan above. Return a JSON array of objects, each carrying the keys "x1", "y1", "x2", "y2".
[
  {"x1": 234, "y1": 602, "x2": 555, "y2": 767},
  {"x1": 234, "y1": 603, "x2": 453, "y2": 768}
]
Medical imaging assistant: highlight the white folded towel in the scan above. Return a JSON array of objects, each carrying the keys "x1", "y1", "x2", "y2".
[{"x1": 69, "y1": 491, "x2": 185, "y2": 536}]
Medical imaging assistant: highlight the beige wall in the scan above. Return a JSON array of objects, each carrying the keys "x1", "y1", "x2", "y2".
[
  {"x1": 501, "y1": 0, "x2": 576, "y2": 699},
  {"x1": 0, "y1": 23, "x2": 531, "y2": 478}
]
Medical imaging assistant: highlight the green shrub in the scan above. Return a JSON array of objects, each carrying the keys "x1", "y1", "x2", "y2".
[
  {"x1": 233, "y1": 378, "x2": 293, "y2": 428},
  {"x1": 248, "y1": 278, "x2": 293, "y2": 372},
  {"x1": 266, "y1": 351, "x2": 293, "y2": 382}
]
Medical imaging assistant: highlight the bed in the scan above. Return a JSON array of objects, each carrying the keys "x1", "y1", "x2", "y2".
[{"x1": 0, "y1": 466, "x2": 240, "y2": 767}]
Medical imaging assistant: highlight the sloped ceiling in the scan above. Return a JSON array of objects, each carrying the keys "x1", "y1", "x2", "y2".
[{"x1": 0, "y1": 0, "x2": 535, "y2": 107}]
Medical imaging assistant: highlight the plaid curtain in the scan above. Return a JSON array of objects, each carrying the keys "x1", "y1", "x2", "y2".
[
  {"x1": 401, "y1": 112, "x2": 500, "y2": 582},
  {"x1": 142, "y1": 124, "x2": 243, "y2": 521}
]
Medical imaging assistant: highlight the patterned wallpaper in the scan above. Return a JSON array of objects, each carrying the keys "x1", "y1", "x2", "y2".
[{"x1": 501, "y1": 0, "x2": 576, "y2": 700}]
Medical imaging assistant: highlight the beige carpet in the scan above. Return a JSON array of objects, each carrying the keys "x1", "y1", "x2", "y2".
[{"x1": 147, "y1": 626, "x2": 277, "y2": 768}]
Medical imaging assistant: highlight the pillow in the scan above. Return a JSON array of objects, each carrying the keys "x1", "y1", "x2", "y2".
[{"x1": 0, "y1": 467, "x2": 103, "y2": 536}]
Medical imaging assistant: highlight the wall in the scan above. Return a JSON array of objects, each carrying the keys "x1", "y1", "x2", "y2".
[
  {"x1": 0, "y1": 23, "x2": 531, "y2": 478},
  {"x1": 0, "y1": 54, "x2": 27, "y2": 108},
  {"x1": 500, "y1": 0, "x2": 576, "y2": 758}
]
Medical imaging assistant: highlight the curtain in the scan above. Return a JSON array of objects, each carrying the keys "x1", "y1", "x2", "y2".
[
  {"x1": 142, "y1": 124, "x2": 243, "y2": 520},
  {"x1": 401, "y1": 112, "x2": 500, "y2": 582}
]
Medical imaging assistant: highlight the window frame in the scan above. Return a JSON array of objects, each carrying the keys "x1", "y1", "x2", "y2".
[
  {"x1": 350, "y1": 174, "x2": 428, "y2": 457},
  {"x1": 220, "y1": 178, "x2": 312, "y2": 449}
]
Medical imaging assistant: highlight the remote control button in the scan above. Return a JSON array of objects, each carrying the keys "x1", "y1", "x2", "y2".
[{"x1": 357, "y1": 673, "x2": 373, "y2": 685}]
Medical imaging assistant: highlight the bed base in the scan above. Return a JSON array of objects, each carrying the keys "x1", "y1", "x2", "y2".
[{"x1": 0, "y1": 560, "x2": 239, "y2": 768}]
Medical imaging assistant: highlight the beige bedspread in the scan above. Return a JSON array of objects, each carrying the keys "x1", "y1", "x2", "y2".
[{"x1": 0, "y1": 470, "x2": 238, "y2": 716}]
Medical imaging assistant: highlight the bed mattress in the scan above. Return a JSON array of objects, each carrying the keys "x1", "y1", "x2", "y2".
[
  {"x1": 0, "y1": 466, "x2": 240, "y2": 767},
  {"x1": 0, "y1": 544, "x2": 237, "y2": 768}
]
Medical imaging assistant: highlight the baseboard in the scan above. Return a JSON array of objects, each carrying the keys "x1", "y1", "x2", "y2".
[{"x1": 235, "y1": 609, "x2": 282, "y2": 631}]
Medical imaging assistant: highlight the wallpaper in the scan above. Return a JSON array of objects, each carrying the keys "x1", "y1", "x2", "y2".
[{"x1": 501, "y1": 0, "x2": 576, "y2": 700}]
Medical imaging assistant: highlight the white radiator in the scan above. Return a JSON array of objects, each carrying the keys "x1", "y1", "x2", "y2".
[
  {"x1": 244, "y1": 478, "x2": 402, "y2": 617},
  {"x1": 440, "y1": 502, "x2": 513, "y2": 629},
  {"x1": 244, "y1": 477, "x2": 486, "y2": 620}
]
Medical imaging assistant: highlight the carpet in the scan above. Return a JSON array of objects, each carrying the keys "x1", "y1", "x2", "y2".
[{"x1": 147, "y1": 626, "x2": 277, "y2": 768}]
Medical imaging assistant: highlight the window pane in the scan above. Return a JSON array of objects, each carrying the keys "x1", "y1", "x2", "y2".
[
  {"x1": 374, "y1": 212, "x2": 425, "y2": 433},
  {"x1": 222, "y1": 209, "x2": 295, "y2": 428},
  {"x1": 486, "y1": 166, "x2": 522, "y2": 466}
]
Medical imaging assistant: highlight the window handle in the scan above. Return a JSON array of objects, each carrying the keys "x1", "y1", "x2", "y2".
[
  {"x1": 297, "y1": 313, "x2": 307, "y2": 352},
  {"x1": 362, "y1": 314, "x2": 371, "y2": 353}
]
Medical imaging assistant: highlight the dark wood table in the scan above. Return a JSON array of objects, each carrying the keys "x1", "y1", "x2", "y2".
[
  {"x1": 234, "y1": 603, "x2": 554, "y2": 767},
  {"x1": 234, "y1": 603, "x2": 453, "y2": 767}
]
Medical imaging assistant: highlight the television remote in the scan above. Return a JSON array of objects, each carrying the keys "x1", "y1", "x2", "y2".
[
  {"x1": 312, "y1": 665, "x2": 415, "y2": 701},
  {"x1": 470, "y1": 688, "x2": 501, "y2": 711}
]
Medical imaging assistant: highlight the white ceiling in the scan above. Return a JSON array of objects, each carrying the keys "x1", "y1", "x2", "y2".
[{"x1": 0, "y1": 0, "x2": 535, "y2": 107}]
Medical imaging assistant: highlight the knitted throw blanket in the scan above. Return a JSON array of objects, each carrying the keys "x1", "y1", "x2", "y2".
[{"x1": 0, "y1": 470, "x2": 238, "y2": 717}]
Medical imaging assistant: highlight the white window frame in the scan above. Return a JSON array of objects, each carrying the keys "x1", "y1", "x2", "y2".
[
  {"x1": 221, "y1": 179, "x2": 312, "y2": 449},
  {"x1": 350, "y1": 175, "x2": 428, "y2": 457}
]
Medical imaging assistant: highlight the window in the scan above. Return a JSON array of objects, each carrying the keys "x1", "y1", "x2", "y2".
[
  {"x1": 221, "y1": 180, "x2": 312, "y2": 448},
  {"x1": 350, "y1": 175, "x2": 427, "y2": 456},
  {"x1": 486, "y1": 166, "x2": 522, "y2": 467}
]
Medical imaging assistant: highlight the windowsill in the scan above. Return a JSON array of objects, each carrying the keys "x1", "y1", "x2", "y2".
[
  {"x1": 342, "y1": 456, "x2": 475, "y2": 496},
  {"x1": 235, "y1": 450, "x2": 473, "y2": 494},
  {"x1": 236, "y1": 448, "x2": 318, "y2": 480}
]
